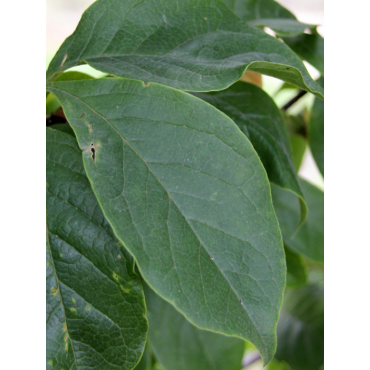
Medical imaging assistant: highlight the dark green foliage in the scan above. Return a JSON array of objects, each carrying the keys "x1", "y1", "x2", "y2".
[{"x1": 46, "y1": 1, "x2": 324, "y2": 368}]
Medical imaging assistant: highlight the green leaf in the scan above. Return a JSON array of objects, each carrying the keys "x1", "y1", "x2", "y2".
[
  {"x1": 271, "y1": 178, "x2": 324, "y2": 263},
  {"x1": 289, "y1": 135, "x2": 306, "y2": 172},
  {"x1": 49, "y1": 123, "x2": 76, "y2": 137},
  {"x1": 47, "y1": 77, "x2": 286, "y2": 364},
  {"x1": 46, "y1": 92, "x2": 61, "y2": 115},
  {"x1": 222, "y1": 0, "x2": 314, "y2": 36},
  {"x1": 46, "y1": 128, "x2": 148, "y2": 370},
  {"x1": 283, "y1": 32, "x2": 324, "y2": 76},
  {"x1": 144, "y1": 283, "x2": 245, "y2": 370},
  {"x1": 282, "y1": 111, "x2": 308, "y2": 172},
  {"x1": 309, "y1": 94, "x2": 324, "y2": 177},
  {"x1": 275, "y1": 283, "x2": 324, "y2": 370},
  {"x1": 133, "y1": 345, "x2": 153, "y2": 370},
  {"x1": 46, "y1": 0, "x2": 323, "y2": 98},
  {"x1": 54, "y1": 71, "x2": 95, "y2": 82},
  {"x1": 47, "y1": 72, "x2": 94, "y2": 114},
  {"x1": 194, "y1": 81, "x2": 307, "y2": 226},
  {"x1": 285, "y1": 246, "x2": 307, "y2": 288},
  {"x1": 267, "y1": 359, "x2": 292, "y2": 370}
]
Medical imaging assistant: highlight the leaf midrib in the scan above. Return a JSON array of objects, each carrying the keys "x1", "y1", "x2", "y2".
[{"x1": 48, "y1": 85, "x2": 269, "y2": 353}]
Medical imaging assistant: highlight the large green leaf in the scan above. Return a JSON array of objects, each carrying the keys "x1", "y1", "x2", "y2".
[
  {"x1": 309, "y1": 93, "x2": 324, "y2": 177},
  {"x1": 222, "y1": 0, "x2": 314, "y2": 36},
  {"x1": 275, "y1": 283, "x2": 324, "y2": 370},
  {"x1": 46, "y1": 0, "x2": 322, "y2": 98},
  {"x1": 194, "y1": 81, "x2": 307, "y2": 226},
  {"x1": 47, "y1": 77, "x2": 286, "y2": 364},
  {"x1": 271, "y1": 179, "x2": 324, "y2": 263},
  {"x1": 144, "y1": 283, "x2": 245, "y2": 370},
  {"x1": 285, "y1": 246, "x2": 307, "y2": 288},
  {"x1": 283, "y1": 32, "x2": 324, "y2": 76},
  {"x1": 46, "y1": 128, "x2": 148, "y2": 370}
]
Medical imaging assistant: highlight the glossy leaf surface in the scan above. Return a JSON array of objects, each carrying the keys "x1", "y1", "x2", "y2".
[
  {"x1": 283, "y1": 32, "x2": 324, "y2": 75},
  {"x1": 271, "y1": 179, "x2": 324, "y2": 263},
  {"x1": 47, "y1": 77, "x2": 286, "y2": 364},
  {"x1": 46, "y1": 128, "x2": 148, "y2": 369},
  {"x1": 275, "y1": 283, "x2": 324, "y2": 370},
  {"x1": 46, "y1": 0, "x2": 323, "y2": 98},
  {"x1": 144, "y1": 283, "x2": 245, "y2": 370},
  {"x1": 194, "y1": 81, "x2": 306, "y2": 225},
  {"x1": 222, "y1": 0, "x2": 314, "y2": 36}
]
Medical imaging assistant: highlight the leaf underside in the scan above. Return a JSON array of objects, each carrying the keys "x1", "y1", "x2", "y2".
[
  {"x1": 46, "y1": 0, "x2": 323, "y2": 98},
  {"x1": 47, "y1": 77, "x2": 286, "y2": 364},
  {"x1": 46, "y1": 128, "x2": 148, "y2": 370},
  {"x1": 144, "y1": 283, "x2": 245, "y2": 370},
  {"x1": 194, "y1": 81, "x2": 307, "y2": 226}
]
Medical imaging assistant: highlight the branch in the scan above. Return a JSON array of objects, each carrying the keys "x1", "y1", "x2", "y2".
[{"x1": 281, "y1": 89, "x2": 307, "y2": 111}]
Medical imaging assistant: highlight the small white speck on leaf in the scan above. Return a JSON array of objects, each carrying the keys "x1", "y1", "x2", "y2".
[{"x1": 61, "y1": 54, "x2": 68, "y2": 67}]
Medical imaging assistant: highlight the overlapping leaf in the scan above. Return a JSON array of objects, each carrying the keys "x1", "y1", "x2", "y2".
[
  {"x1": 47, "y1": 77, "x2": 286, "y2": 364},
  {"x1": 133, "y1": 345, "x2": 153, "y2": 370},
  {"x1": 194, "y1": 81, "x2": 307, "y2": 226},
  {"x1": 144, "y1": 283, "x2": 245, "y2": 370},
  {"x1": 283, "y1": 32, "x2": 324, "y2": 75},
  {"x1": 222, "y1": 0, "x2": 314, "y2": 36},
  {"x1": 46, "y1": 0, "x2": 323, "y2": 98},
  {"x1": 271, "y1": 179, "x2": 324, "y2": 262},
  {"x1": 47, "y1": 71, "x2": 94, "y2": 114},
  {"x1": 46, "y1": 128, "x2": 148, "y2": 369},
  {"x1": 275, "y1": 283, "x2": 324, "y2": 370}
]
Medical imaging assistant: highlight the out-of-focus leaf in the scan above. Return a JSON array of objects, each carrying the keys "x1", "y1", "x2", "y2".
[
  {"x1": 285, "y1": 246, "x2": 307, "y2": 287},
  {"x1": 194, "y1": 81, "x2": 307, "y2": 226},
  {"x1": 222, "y1": 0, "x2": 314, "y2": 36},
  {"x1": 289, "y1": 135, "x2": 306, "y2": 171},
  {"x1": 46, "y1": 71, "x2": 94, "y2": 114},
  {"x1": 271, "y1": 178, "x2": 324, "y2": 263},
  {"x1": 144, "y1": 283, "x2": 245, "y2": 370},
  {"x1": 267, "y1": 359, "x2": 292, "y2": 370},
  {"x1": 47, "y1": 77, "x2": 286, "y2": 364},
  {"x1": 46, "y1": 128, "x2": 148, "y2": 370},
  {"x1": 309, "y1": 78, "x2": 324, "y2": 176},
  {"x1": 46, "y1": 0, "x2": 323, "y2": 98},
  {"x1": 49, "y1": 123, "x2": 75, "y2": 137},
  {"x1": 275, "y1": 283, "x2": 324, "y2": 370},
  {"x1": 283, "y1": 32, "x2": 324, "y2": 75}
]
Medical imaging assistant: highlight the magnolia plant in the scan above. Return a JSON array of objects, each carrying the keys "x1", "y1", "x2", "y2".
[{"x1": 46, "y1": 1, "x2": 324, "y2": 369}]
